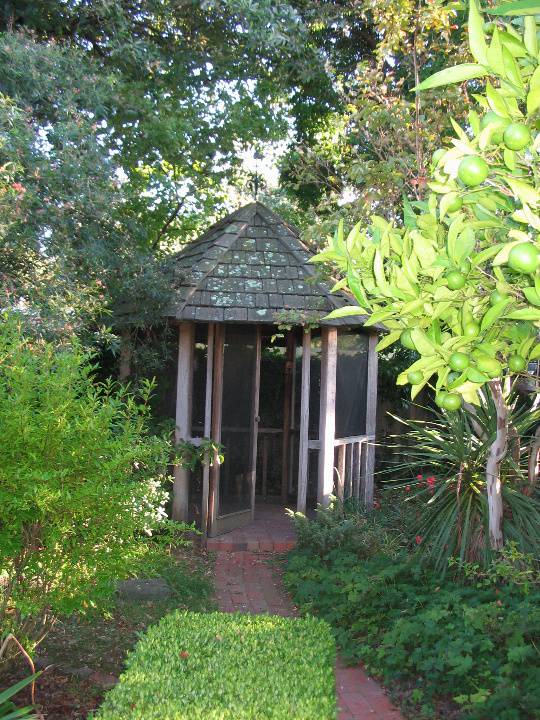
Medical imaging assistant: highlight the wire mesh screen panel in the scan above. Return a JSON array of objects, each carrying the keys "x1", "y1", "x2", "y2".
[
  {"x1": 218, "y1": 326, "x2": 256, "y2": 517},
  {"x1": 335, "y1": 330, "x2": 369, "y2": 437}
]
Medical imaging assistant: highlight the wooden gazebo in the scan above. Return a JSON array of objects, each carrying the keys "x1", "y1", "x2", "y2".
[{"x1": 166, "y1": 201, "x2": 378, "y2": 537}]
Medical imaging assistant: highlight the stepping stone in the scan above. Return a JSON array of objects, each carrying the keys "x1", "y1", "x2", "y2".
[{"x1": 117, "y1": 578, "x2": 172, "y2": 601}]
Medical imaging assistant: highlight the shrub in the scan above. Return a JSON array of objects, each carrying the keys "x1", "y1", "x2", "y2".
[
  {"x1": 285, "y1": 542, "x2": 540, "y2": 719},
  {"x1": 289, "y1": 498, "x2": 403, "y2": 559},
  {"x1": 0, "y1": 315, "x2": 183, "y2": 655},
  {"x1": 95, "y1": 610, "x2": 336, "y2": 720}
]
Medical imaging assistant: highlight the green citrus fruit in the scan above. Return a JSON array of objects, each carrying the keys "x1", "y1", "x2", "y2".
[
  {"x1": 400, "y1": 329, "x2": 416, "y2": 350},
  {"x1": 449, "y1": 352, "x2": 470, "y2": 372},
  {"x1": 480, "y1": 111, "x2": 510, "y2": 144},
  {"x1": 463, "y1": 321, "x2": 480, "y2": 338},
  {"x1": 407, "y1": 370, "x2": 424, "y2": 385},
  {"x1": 507, "y1": 242, "x2": 540, "y2": 274},
  {"x1": 508, "y1": 354, "x2": 527, "y2": 372},
  {"x1": 435, "y1": 391, "x2": 449, "y2": 408},
  {"x1": 490, "y1": 289, "x2": 508, "y2": 305},
  {"x1": 458, "y1": 156, "x2": 489, "y2": 187},
  {"x1": 446, "y1": 193, "x2": 463, "y2": 213},
  {"x1": 476, "y1": 354, "x2": 502, "y2": 378},
  {"x1": 431, "y1": 148, "x2": 446, "y2": 167},
  {"x1": 446, "y1": 271, "x2": 466, "y2": 290},
  {"x1": 442, "y1": 393, "x2": 462, "y2": 411},
  {"x1": 503, "y1": 123, "x2": 532, "y2": 151}
]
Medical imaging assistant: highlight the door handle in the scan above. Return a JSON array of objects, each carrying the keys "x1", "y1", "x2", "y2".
[{"x1": 255, "y1": 416, "x2": 260, "y2": 423}]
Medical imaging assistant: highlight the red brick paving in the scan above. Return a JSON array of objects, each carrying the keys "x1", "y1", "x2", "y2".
[{"x1": 214, "y1": 546, "x2": 404, "y2": 720}]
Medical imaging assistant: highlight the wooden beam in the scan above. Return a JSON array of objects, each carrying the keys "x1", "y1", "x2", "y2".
[
  {"x1": 172, "y1": 321, "x2": 195, "y2": 522},
  {"x1": 281, "y1": 331, "x2": 294, "y2": 504},
  {"x1": 250, "y1": 326, "x2": 262, "y2": 520},
  {"x1": 318, "y1": 326, "x2": 337, "y2": 508},
  {"x1": 353, "y1": 441, "x2": 361, "y2": 499},
  {"x1": 118, "y1": 327, "x2": 132, "y2": 381},
  {"x1": 201, "y1": 323, "x2": 214, "y2": 537},
  {"x1": 297, "y1": 328, "x2": 311, "y2": 514},
  {"x1": 361, "y1": 332, "x2": 378, "y2": 508},
  {"x1": 208, "y1": 324, "x2": 225, "y2": 535}
]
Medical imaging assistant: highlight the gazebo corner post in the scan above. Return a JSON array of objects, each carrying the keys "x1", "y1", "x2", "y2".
[
  {"x1": 172, "y1": 321, "x2": 195, "y2": 523},
  {"x1": 361, "y1": 331, "x2": 378, "y2": 508},
  {"x1": 297, "y1": 328, "x2": 311, "y2": 514},
  {"x1": 317, "y1": 326, "x2": 337, "y2": 509}
]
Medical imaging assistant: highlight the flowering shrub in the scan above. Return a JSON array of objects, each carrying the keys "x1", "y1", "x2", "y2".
[{"x1": 0, "y1": 315, "x2": 184, "y2": 655}]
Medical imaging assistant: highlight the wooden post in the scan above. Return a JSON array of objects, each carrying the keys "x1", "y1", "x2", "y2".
[
  {"x1": 201, "y1": 323, "x2": 214, "y2": 537},
  {"x1": 297, "y1": 329, "x2": 311, "y2": 514},
  {"x1": 172, "y1": 321, "x2": 195, "y2": 522},
  {"x1": 318, "y1": 326, "x2": 337, "y2": 508},
  {"x1": 262, "y1": 434, "x2": 269, "y2": 499},
  {"x1": 353, "y1": 441, "x2": 361, "y2": 499},
  {"x1": 250, "y1": 326, "x2": 262, "y2": 520},
  {"x1": 280, "y1": 331, "x2": 294, "y2": 504},
  {"x1": 208, "y1": 325, "x2": 224, "y2": 534},
  {"x1": 361, "y1": 332, "x2": 378, "y2": 508},
  {"x1": 336, "y1": 444, "x2": 345, "y2": 501}
]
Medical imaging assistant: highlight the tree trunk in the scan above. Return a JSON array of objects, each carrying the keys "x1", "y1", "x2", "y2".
[
  {"x1": 486, "y1": 380, "x2": 508, "y2": 550},
  {"x1": 119, "y1": 328, "x2": 132, "y2": 381}
]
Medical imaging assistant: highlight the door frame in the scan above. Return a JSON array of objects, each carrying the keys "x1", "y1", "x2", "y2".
[{"x1": 207, "y1": 324, "x2": 261, "y2": 537}]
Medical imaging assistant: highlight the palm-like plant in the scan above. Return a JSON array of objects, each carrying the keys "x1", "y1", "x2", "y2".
[
  {"x1": 0, "y1": 674, "x2": 40, "y2": 720},
  {"x1": 384, "y1": 392, "x2": 540, "y2": 572}
]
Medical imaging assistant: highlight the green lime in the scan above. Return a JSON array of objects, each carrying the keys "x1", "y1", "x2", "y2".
[
  {"x1": 489, "y1": 289, "x2": 508, "y2": 305},
  {"x1": 435, "y1": 391, "x2": 449, "y2": 408},
  {"x1": 449, "y1": 352, "x2": 470, "y2": 372},
  {"x1": 431, "y1": 148, "x2": 446, "y2": 167},
  {"x1": 446, "y1": 271, "x2": 466, "y2": 290},
  {"x1": 476, "y1": 354, "x2": 502, "y2": 378},
  {"x1": 446, "y1": 193, "x2": 463, "y2": 213},
  {"x1": 458, "y1": 156, "x2": 489, "y2": 187},
  {"x1": 508, "y1": 354, "x2": 527, "y2": 372},
  {"x1": 507, "y1": 243, "x2": 540, "y2": 274},
  {"x1": 407, "y1": 370, "x2": 424, "y2": 385},
  {"x1": 400, "y1": 329, "x2": 416, "y2": 350},
  {"x1": 442, "y1": 393, "x2": 462, "y2": 411},
  {"x1": 480, "y1": 111, "x2": 510, "y2": 144},
  {"x1": 503, "y1": 123, "x2": 532, "y2": 151},
  {"x1": 463, "y1": 321, "x2": 480, "y2": 338}
]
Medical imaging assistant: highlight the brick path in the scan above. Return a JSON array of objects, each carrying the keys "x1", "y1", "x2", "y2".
[{"x1": 214, "y1": 550, "x2": 404, "y2": 720}]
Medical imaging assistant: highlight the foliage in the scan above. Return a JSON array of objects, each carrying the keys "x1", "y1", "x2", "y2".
[
  {"x1": 317, "y1": 0, "x2": 540, "y2": 407},
  {"x1": 175, "y1": 438, "x2": 224, "y2": 473},
  {"x1": 0, "y1": 315, "x2": 187, "y2": 653},
  {"x1": 95, "y1": 610, "x2": 336, "y2": 720},
  {"x1": 285, "y1": 529, "x2": 540, "y2": 719},
  {"x1": 384, "y1": 392, "x2": 540, "y2": 570},
  {"x1": 288, "y1": 498, "x2": 403, "y2": 558},
  {"x1": 0, "y1": 674, "x2": 40, "y2": 720}
]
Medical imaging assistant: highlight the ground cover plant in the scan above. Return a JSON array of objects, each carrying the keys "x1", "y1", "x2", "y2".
[
  {"x1": 285, "y1": 502, "x2": 540, "y2": 720},
  {"x1": 95, "y1": 610, "x2": 336, "y2": 720},
  {"x1": 3, "y1": 549, "x2": 215, "y2": 720}
]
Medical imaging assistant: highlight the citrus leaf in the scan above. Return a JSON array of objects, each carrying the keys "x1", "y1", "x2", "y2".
[
  {"x1": 487, "y1": 1, "x2": 540, "y2": 15},
  {"x1": 523, "y1": 286, "x2": 540, "y2": 306},
  {"x1": 504, "y1": 308, "x2": 540, "y2": 320},
  {"x1": 324, "y1": 306, "x2": 366, "y2": 320},
  {"x1": 480, "y1": 297, "x2": 511, "y2": 330},
  {"x1": 468, "y1": 0, "x2": 489, "y2": 65},
  {"x1": 415, "y1": 64, "x2": 488, "y2": 91}
]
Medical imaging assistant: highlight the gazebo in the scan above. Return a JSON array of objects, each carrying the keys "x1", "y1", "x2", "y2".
[{"x1": 166, "y1": 201, "x2": 378, "y2": 537}]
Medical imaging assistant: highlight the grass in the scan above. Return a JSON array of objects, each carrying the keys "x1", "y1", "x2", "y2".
[{"x1": 95, "y1": 611, "x2": 337, "y2": 720}]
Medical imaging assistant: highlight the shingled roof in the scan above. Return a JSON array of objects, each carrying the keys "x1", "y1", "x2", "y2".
[{"x1": 165, "y1": 201, "x2": 366, "y2": 326}]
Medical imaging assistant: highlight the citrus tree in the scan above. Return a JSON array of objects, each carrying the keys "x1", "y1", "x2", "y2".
[{"x1": 314, "y1": 0, "x2": 540, "y2": 550}]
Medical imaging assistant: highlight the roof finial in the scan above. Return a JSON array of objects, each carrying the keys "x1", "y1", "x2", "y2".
[{"x1": 249, "y1": 148, "x2": 264, "y2": 201}]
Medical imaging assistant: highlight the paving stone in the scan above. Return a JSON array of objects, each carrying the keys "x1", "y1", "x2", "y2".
[{"x1": 117, "y1": 577, "x2": 172, "y2": 601}]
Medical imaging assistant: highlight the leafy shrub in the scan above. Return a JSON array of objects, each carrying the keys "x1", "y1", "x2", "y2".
[
  {"x1": 95, "y1": 610, "x2": 336, "y2": 720},
  {"x1": 285, "y1": 543, "x2": 540, "y2": 719},
  {"x1": 289, "y1": 498, "x2": 403, "y2": 559},
  {"x1": 0, "y1": 315, "x2": 184, "y2": 654}
]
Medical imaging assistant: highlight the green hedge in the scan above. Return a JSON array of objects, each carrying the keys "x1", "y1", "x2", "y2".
[{"x1": 95, "y1": 610, "x2": 336, "y2": 720}]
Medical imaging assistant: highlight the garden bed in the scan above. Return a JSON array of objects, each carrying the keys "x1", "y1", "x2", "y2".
[{"x1": 95, "y1": 610, "x2": 336, "y2": 720}]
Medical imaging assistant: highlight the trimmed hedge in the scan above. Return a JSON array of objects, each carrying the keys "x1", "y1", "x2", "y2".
[{"x1": 95, "y1": 610, "x2": 336, "y2": 719}]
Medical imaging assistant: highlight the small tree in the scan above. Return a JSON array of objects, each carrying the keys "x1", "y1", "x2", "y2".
[
  {"x1": 314, "y1": 0, "x2": 540, "y2": 550},
  {"x1": 0, "y1": 315, "x2": 178, "y2": 656}
]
